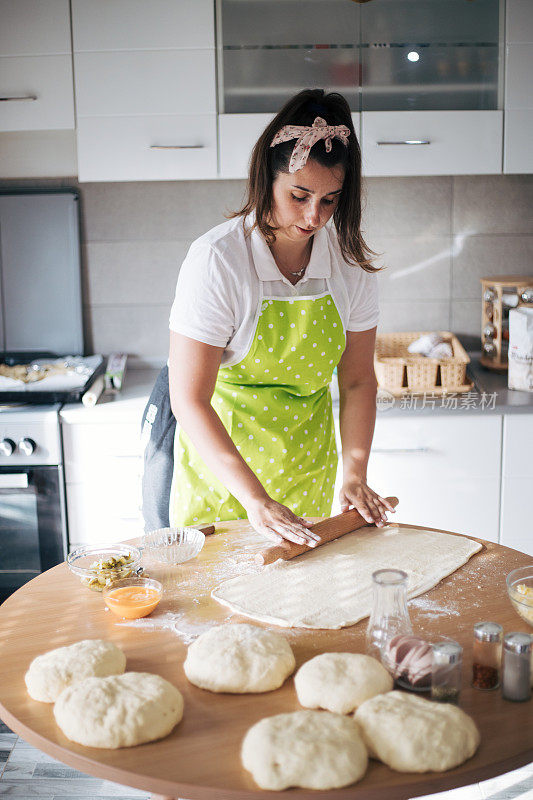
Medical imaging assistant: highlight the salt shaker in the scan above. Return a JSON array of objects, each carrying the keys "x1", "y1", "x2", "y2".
[
  {"x1": 502, "y1": 632, "x2": 532, "y2": 702},
  {"x1": 431, "y1": 640, "x2": 463, "y2": 703},
  {"x1": 366, "y1": 569, "x2": 412, "y2": 661},
  {"x1": 472, "y1": 622, "x2": 502, "y2": 690}
]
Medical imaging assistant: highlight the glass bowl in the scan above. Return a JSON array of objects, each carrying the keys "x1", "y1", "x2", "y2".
[
  {"x1": 142, "y1": 527, "x2": 205, "y2": 565},
  {"x1": 506, "y1": 566, "x2": 533, "y2": 627},
  {"x1": 67, "y1": 543, "x2": 142, "y2": 591},
  {"x1": 102, "y1": 577, "x2": 162, "y2": 619}
]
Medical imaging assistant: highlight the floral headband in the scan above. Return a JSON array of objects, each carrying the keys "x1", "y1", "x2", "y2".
[{"x1": 270, "y1": 116, "x2": 350, "y2": 173}]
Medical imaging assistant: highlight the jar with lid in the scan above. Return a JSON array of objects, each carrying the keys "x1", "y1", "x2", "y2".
[
  {"x1": 431, "y1": 640, "x2": 462, "y2": 703},
  {"x1": 366, "y1": 569, "x2": 412, "y2": 661},
  {"x1": 502, "y1": 632, "x2": 532, "y2": 702},
  {"x1": 472, "y1": 622, "x2": 502, "y2": 690}
]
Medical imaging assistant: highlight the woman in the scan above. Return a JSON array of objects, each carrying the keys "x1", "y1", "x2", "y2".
[{"x1": 142, "y1": 88, "x2": 394, "y2": 547}]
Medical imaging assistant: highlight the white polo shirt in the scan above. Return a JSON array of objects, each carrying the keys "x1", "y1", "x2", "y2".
[{"x1": 169, "y1": 214, "x2": 379, "y2": 367}]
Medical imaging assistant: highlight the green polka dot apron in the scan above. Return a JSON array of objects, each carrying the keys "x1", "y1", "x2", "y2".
[{"x1": 169, "y1": 287, "x2": 346, "y2": 526}]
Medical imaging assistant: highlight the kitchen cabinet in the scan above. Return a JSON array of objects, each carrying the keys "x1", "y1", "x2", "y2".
[
  {"x1": 500, "y1": 415, "x2": 533, "y2": 555},
  {"x1": 333, "y1": 414, "x2": 502, "y2": 543},
  {"x1": 219, "y1": 113, "x2": 361, "y2": 179},
  {"x1": 62, "y1": 420, "x2": 144, "y2": 547},
  {"x1": 0, "y1": 0, "x2": 74, "y2": 132},
  {"x1": 217, "y1": 0, "x2": 504, "y2": 178},
  {"x1": 72, "y1": 0, "x2": 217, "y2": 182},
  {"x1": 0, "y1": 0, "x2": 76, "y2": 178},
  {"x1": 504, "y1": 0, "x2": 533, "y2": 173}
]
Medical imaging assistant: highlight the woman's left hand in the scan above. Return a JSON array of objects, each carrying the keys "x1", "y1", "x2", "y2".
[{"x1": 339, "y1": 477, "x2": 396, "y2": 528}]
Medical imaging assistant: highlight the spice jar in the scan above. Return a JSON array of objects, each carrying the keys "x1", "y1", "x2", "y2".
[
  {"x1": 431, "y1": 640, "x2": 463, "y2": 703},
  {"x1": 472, "y1": 622, "x2": 502, "y2": 690},
  {"x1": 502, "y1": 632, "x2": 532, "y2": 703}
]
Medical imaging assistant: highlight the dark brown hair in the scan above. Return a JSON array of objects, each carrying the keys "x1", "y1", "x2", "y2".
[{"x1": 228, "y1": 88, "x2": 378, "y2": 272}]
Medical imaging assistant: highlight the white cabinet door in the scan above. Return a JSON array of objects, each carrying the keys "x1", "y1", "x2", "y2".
[
  {"x1": 72, "y1": 0, "x2": 217, "y2": 181},
  {"x1": 62, "y1": 421, "x2": 144, "y2": 546},
  {"x1": 334, "y1": 415, "x2": 502, "y2": 542},
  {"x1": 71, "y1": 0, "x2": 214, "y2": 51},
  {"x1": 0, "y1": 0, "x2": 74, "y2": 132},
  {"x1": 0, "y1": 0, "x2": 71, "y2": 55},
  {"x1": 219, "y1": 113, "x2": 361, "y2": 179},
  {"x1": 77, "y1": 115, "x2": 217, "y2": 182},
  {"x1": 74, "y1": 50, "x2": 216, "y2": 117},
  {"x1": 504, "y1": 0, "x2": 533, "y2": 174},
  {"x1": 500, "y1": 415, "x2": 533, "y2": 555},
  {"x1": 66, "y1": 477, "x2": 143, "y2": 546},
  {"x1": 0, "y1": 56, "x2": 75, "y2": 131},
  {"x1": 361, "y1": 111, "x2": 503, "y2": 176}
]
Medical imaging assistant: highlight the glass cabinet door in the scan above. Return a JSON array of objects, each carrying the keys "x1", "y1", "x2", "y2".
[
  {"x1": 218, "y1": 0, "x2": 503, "y2": 115},
  {"x1": 219, "y1": 0, "x2": 361, "y2": 113},
  {"x1": 360, "y1": 0, "x2": 503, "y2": 111}
]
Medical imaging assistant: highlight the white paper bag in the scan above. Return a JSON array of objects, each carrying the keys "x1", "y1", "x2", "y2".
[{"x1": 508, "y1": 307, "x2": 533, "y2": 392}]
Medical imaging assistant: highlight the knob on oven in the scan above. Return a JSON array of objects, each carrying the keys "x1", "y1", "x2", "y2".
[
  {"x1": 0, "y1": 438, "x2": 16, "y2": 456},
  {"x1": 18, "y1": 438, "x2": 36, "y2": 456}
]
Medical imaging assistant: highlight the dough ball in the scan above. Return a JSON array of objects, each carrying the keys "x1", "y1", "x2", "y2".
[
  {"x1": 184, "y1": 623, "x2": 295, "y2": 693},
  {"x1": 295, "y1": 652, "x2": 393, "y2": 714},
  {"x1": 53, "y1": 672, "x2": 183, "y2": 748},
  {"x1": 354, "y1": 691, "x2": 480, "y2": 772},
  {"x1": 241, "y1": 710, "x2": 368, "y2": 790},
  {"x1": 25, "y1": 639, "x2": 126, "y2": 702}
]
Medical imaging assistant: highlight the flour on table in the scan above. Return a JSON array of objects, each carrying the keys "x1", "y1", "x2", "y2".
[{"x1": 211, "y1": 525, "x2": 482, "y2": 630}]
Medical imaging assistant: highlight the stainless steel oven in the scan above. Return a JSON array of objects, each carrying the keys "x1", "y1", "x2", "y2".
[{"x1": 0, "y1": 405, "x2": 67, "y2": 603}]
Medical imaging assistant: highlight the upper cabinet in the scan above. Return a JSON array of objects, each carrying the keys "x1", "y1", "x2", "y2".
[
  {"x1": 0, "y1": 0, "x2": 75, "y2": 132},
  {"x1": 504, "y1": 0, "x2": 533, "y2": 173},
  {"x1": 71, "y1": 0, "x2": 217, "y2": 182},
  {"x1": 218, "y1": 0, "x2": 504, "y2": 178}
]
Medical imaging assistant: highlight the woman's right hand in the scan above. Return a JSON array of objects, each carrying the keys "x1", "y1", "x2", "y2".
[{"x1": 244, "y1": 496, "x2": 321, "y2": 547}]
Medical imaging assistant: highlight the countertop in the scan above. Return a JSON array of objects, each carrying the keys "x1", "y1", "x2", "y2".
[{"x1": 59, "y1": 351, "x2": 533, "y2": 425}]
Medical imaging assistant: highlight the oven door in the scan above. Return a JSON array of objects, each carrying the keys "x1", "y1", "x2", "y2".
[{"x1": 0, "y1": 466, "x2": 67, "y2": 603}]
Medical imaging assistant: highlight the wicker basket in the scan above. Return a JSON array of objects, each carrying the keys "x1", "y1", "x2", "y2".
[{"x1": 375, "y1": 332, "x2": 471, "y2": 394}]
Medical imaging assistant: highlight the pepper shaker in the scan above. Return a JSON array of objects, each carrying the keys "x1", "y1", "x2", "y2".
[
  {"x1": 472, "y1": 622, "x2": 502, "y2": 690},
  {"x1": 431, "y1": 640, "x2": 462, "y2": 703},
  {"x1": 502, "y1": 633, "x2": 532, "y2": 702}
]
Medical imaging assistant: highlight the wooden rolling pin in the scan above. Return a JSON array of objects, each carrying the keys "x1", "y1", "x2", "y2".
[{"x1": 255, "y1": 497, "x2": 399, "y2": 566}]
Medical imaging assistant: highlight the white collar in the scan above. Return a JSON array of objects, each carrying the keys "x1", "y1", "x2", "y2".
[{"x1": 250, "y1": 221, "x2": 331, "y2": 284}]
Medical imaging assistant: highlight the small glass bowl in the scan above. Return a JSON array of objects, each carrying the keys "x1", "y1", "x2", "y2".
[
  {"x1": 381, "y1": 634, "x2": 460, "y2": 693},
  {"x1": 506, "y1": 566, "x2": 533, "y2": 627},
  {"x1": 67, "y1": 543, "x2": 142, "y2": 591},
  {"x1": 142, "y1": 527, "x2": 205, "y2": 565},
  {"x1": 102, "y1": 577, "x2": 162, "y2": 619}
]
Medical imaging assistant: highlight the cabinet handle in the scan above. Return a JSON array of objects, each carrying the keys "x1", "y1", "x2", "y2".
[
  {"x1": 373, "y1": 447, "x2": 431, "y2": 454},
  {"x1": 149, "y1": 144, "x2": 205, "y2": 150},
  {"x1": 376, "y1": 140, "x2": 431, "y2": 146},
  {"x1": 0, "y1": 95, "x2": 38, "y2": 102}
]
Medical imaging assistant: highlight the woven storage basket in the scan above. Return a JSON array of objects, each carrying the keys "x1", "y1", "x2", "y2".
[{"x1": 375, "y1": 332, "x2": 470, "y2": 394}]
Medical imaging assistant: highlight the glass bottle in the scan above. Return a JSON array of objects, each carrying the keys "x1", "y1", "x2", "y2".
[
  {"x1": 502, "y1": 632, "x2": 532, "y2": 702},
  {"x1": 431, "y1": 640, "x2": 462, "y2": 703},
  {"x1": 472, "y1": 622, "x2": 502, "y2": 690},
  {"x1": 366, "y1": 569, "x2": 412, "y2": 661}
]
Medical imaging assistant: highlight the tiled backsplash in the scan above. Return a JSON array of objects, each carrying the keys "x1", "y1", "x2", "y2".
[{"x1": 1, "y1": 175, "x2": 532, "y2": 364}]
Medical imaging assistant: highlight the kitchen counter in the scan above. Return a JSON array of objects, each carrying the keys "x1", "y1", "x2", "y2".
[
  {"x1": 59, "y1": 351, "x2": 533, "y2": 425},
  {"x1": 60, "y1": 367, "x2": 160, "y2": 424}
]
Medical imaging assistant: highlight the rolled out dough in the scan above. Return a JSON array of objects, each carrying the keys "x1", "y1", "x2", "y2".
[{"x1": 212, "y1": 525, "x2": 482, "y2": 630}]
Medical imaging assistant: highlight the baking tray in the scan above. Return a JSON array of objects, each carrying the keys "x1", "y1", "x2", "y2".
[{"x1": 0, "y1": 352, "x2": 104, "y2": 405}]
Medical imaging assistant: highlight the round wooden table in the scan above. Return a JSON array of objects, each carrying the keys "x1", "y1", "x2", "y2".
[{"x1": 0, "y1": 521, "x2": 532, "y2": 800}]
